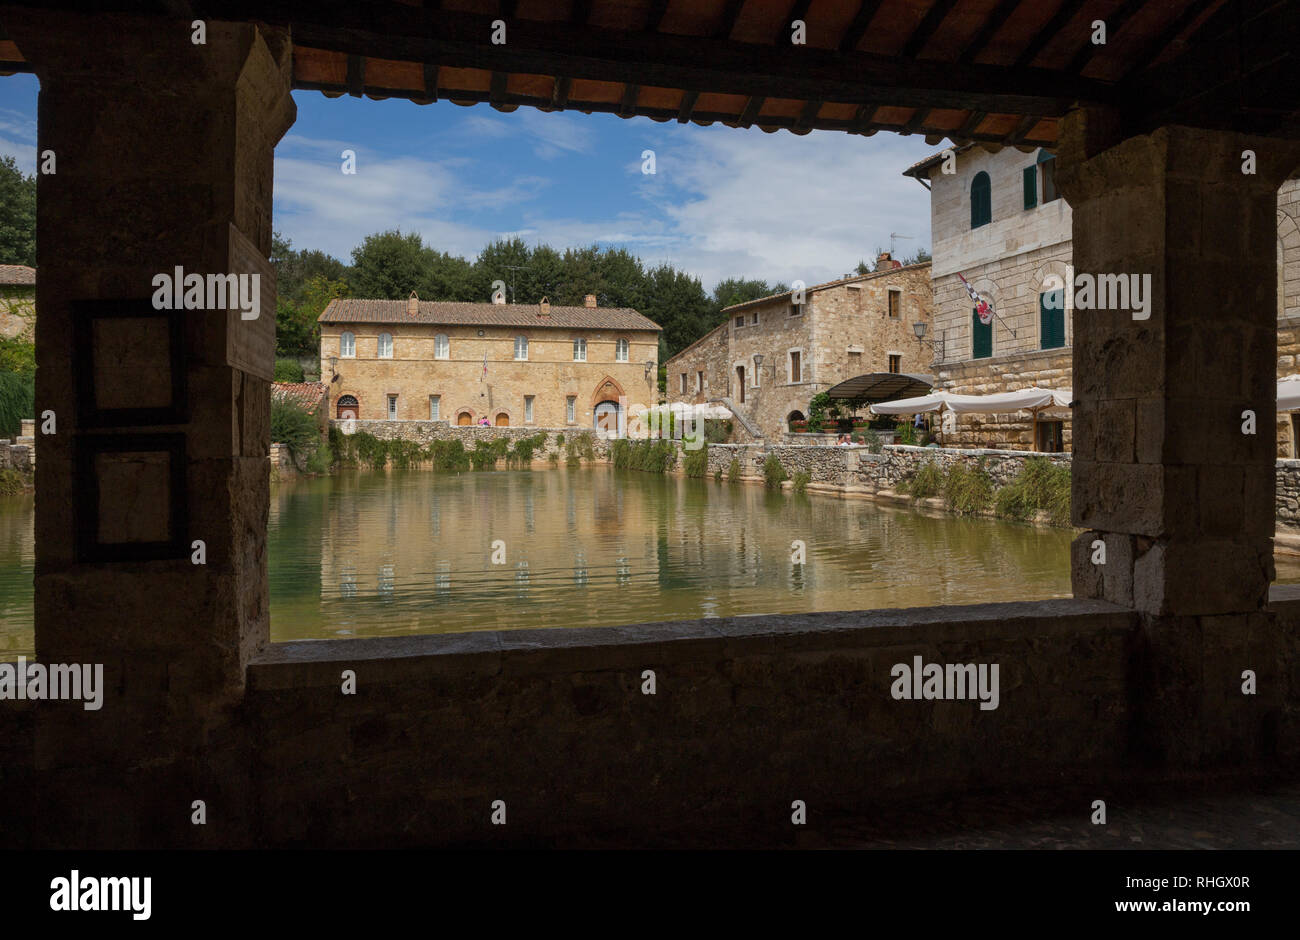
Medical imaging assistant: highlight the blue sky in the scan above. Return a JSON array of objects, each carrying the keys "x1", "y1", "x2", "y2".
[{"x1": 0, "y1": 73, "x2": 934, "y2": 292}]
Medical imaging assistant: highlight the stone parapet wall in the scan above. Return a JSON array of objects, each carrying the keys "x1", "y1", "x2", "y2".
[
  {"x1": 0, "y1": 440, "x2": 31, "y2": 473},
  {"x1": 330, "y1": 419, "x2": 611, "y2": 461}
]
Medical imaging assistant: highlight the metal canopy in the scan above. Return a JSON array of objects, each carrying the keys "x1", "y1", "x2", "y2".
[{"x1": 826, "y1": 372, "x2": 935, "y2": 403}]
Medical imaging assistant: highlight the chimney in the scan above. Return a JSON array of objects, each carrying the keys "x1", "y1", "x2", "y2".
[
  {"x1": 584, "y1": 293, "x2": 597, "y2": 309},
  {"x1": 539, "y1": 296, "x2": 550, "y2": 317},
  {"x1": 874, "y1": 252, "x2": 892, "y2": 272},
  {"x1": 407, "y1": 290, "x2": 419, "y2": 316}
]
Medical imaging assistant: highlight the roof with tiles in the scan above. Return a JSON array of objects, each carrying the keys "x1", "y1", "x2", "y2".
[
  {"x1": 271, "y1": 382, "x2": 328, "y2": 410},
  {"x1": 720, "y1": 261, "x2": 932, "y2": 314},
  {"x1": 319, "y1": 298, "x2": 661, "y2": 332}
]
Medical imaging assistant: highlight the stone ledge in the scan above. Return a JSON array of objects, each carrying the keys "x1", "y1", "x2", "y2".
[{"x1": 248, "y1": 598, "x2": 1136, "y2": 690}]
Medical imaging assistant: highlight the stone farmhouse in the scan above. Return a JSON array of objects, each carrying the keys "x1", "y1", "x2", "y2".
[
  {"x1": 906, "y1": 145, "x2": 1300, "y2": 455},
  {"x1": 664, "y1": 259, "x2": 932, "y2": 440},
  {"x1": 0, "y1": 264, "x2": 35, "y2": 341},
  {"x1": 318, "y1": 292, "x2": 661, "y2": 430}
]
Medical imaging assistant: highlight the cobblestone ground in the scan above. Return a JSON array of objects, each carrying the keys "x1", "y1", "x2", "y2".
[{"x1": 558, "y1": 776, "x2": 1300, "y2": 849}]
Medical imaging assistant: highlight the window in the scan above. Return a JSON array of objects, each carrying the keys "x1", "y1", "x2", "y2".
[
  {"x1": 735, "y1": 365, "x2": 745, "y2": 403},
  {"x1": 789, "y1": 350, "x2": 802, "y2": 383},
  {"x1": 887, "y1": 290, "x2": 900, "y2": 318},
  {"x1": 1038, "y1": 151, "x2": 1059, "y2": 203},
  {"x1": 680, "y1": 372, "x2": 687, "y2": 394},
  {"x1": 429, "y1": 395, "x2": 440, "y2": 421},
  {"x1": 514, "y1": 335, "x2": 528, "y2": 360},
  {"x1": 387, "y1": 394, "x2": 398, "y2": 419},
  {"x1": 340, "y1": 331, "x2": 356, "y2": 358},
  {"x1": 616, "y1": 338, "x2": 629, "y2": 362},
  {"x1": 751, "y1": 356, "x2": 761, "y2": 387},
  {"x1": 566, "y1": 396, "x2": 576, "y2": 423},
  {"x1": 734, "y1": 315, "x2": 745, "y2": 328},
  {"x1": 1039, "y1": 289, "x2": 1066, "y2": 350},
  {"x1": 1292, "y1": 414, "x2": 1300, "y2": 458},
  {"x1": 525, "y1": 395, "x2": 534, "y2": 423},
  {"x1": 573, "y1": 337, "x2": 587, "y2": 361},
  {"x1": 789, "y1": 303, "x2": 804, "y2": 317},
  {"x1": 972, "y1": 308, "x2": 993, "y2": 359},
  {"x1": 378, "y1": 332, "x2": 393, "y2": 358},
  {"x1": 970, "y1": 170, "x2": 992, "y2": 229},
  {"x1": 1023, "y1": 165, "x2": 1038, "y2": 209},
  {"x1": 751, "y1": 312, "x2": 759, "y2": 325},
  {"x1": 1035, "y1": 420, "x2": 1064, "y2": 453},
  {"x1": 888, "y1": 354, "x2": 901, "y2": 374},
  {"x1": 696, "y1": 370, "x2": 704, "y2": 392},
  {"x1": 434, "y1": 333, "x2": 449, "y2": 359}
]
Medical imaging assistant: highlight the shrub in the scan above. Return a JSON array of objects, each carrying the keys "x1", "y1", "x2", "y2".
[
  {"x1": 428, "y1": 439, "x2": 470, "y2": 472},
  {"x1": 353, "y1": 431, "x2": 389, "y2": 470},
  {"x1": 0, "y1": 370, "x2": 34, "y2": 438},
  {"x1": 901, "y1": 459, "x2": 942, "y2": 499},
  {"x1": 507, "y1": 433, "x2": 548, "y2": 469},
  {"x1": 763, "y1": 454, "x2": 788, "y2": 489},
  {"x1": 683, "y1": 444, "x2": 708, "y2": 478},
  {"x1": 273, "y1": 358, "x2": 305, "y2": 383},
  {"x1": 387, "y1": 439, "x2": 424, "y2": 469},
  {"x1": 994, "y1": 458, "x2": 1072, "y2": 525},
  {"x1": 898, "y1": 422, "x2": 918, "y2": 445},
  {"x1": 270, "y1": 397, "x2": 321, "y2": 468},
  {"x1": 713, "y1": 466, "x2": 723, "y2": 482},
  {"x1": 859, "y1": 427, "x2": 883, "y2": 454},
  {"x1": 943, "y1": 460, "x2": 994, "y2": 515},
  {"x1": 304, "y1": 443, "x2": 334, "y2": 474},
  {"x1": 726, "y1": 458, "x2": 741, "y2": 483},
  {"x1": 704, "y1": 419, "x2": 733, "y2": 444},
  {"x1": 470, "y1": 437, "x2": 510, "y2": 470},
  {"x1": 611, "y1": 438, "x2": 631, "y2": 469},
  {"x1": 0, "y1": 468, "x2": 24, "y2": 496},
  {"x1": 565, "y1": 430, "x2": 595, "y2": 466},
  {"x1": 791, "y1": 471, "x2": 811, "y2": 494}
]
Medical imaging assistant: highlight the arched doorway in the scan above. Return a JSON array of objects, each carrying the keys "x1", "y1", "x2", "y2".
[
  {"x1": 337, "y1": 395, "x2": 359, "y2": 420},
  {"x1": 787, "y1": 410, "x2": 805, "y2": 429},
  {"x1": 495, "y1": 413, "x2": 510, "y2": 427},
  {"x1": 457, "y1": 411, "x2": 473, "y2": 426},
  {"x1": 593, "y1": 399, "x2": 620, "y2": 432}
]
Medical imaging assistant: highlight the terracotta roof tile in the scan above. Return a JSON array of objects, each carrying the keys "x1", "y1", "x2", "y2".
[
  {"x1": 0, "y1": 265, "x2": 35, "y2": 286},
  {"x1": 319, "y1": 298, "x2": 661, "y2": 332},
  {"x1": 271, "y1": 381, "x2": 328, "y2": 410}
]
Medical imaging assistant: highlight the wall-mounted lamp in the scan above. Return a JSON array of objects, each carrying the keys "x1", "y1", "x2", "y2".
[
  {"x1": 644, "y1": 359, "x2": 655, "y2": 381},
  {"x1": 329, "y1": 355, "x2": 340, "y2": 383},
  {"x1": 912, "y1": 321, "x2": 945, "y2": 360}
]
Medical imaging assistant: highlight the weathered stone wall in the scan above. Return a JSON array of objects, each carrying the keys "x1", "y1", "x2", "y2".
[
  {"x1": 933, "y1": 347, "x2": 1073, "y2": 451},
  {"x1": 244, "y1": 600, "x2": 1138, "y2": 847},
  {"x1": 331, "y1": 419, "x2": 611, "y2": 461},
  {"x1": 321, "y1": 321, "x2": 659, "y2": 429},
  {"x1": 0, "y1": 440, "x2": 33, "y2": 472},
  {"x1": 665, "y1": 264, "x2": 933, "y2": 441}
]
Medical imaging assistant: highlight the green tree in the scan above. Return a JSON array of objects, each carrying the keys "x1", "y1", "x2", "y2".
[
  {"x1": 0, "y1": 155, "x2": 36, "y2": 267},
  {"x1": 710, "y1": 277, "x2": 774, "y2": 324},
  {"x1": 641, "y1": 263, "x2": 710, "y2": 358},
  {"x1": 349, "y1": 230, "x2": 436, "y2": 299},
  {"x1": 276, "y1": 274, "x2": 347, "y2": 358}
]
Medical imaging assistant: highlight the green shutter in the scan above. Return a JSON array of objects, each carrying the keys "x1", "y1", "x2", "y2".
[
  {"x1": 1023, "y1": 166, "x2": 1037, "y2": 209},
  {"x1": 1039, "y1": 290, "x2": 1065, "y2": 349},
  {"x1": 972, "y1": 308, "x2": 992, "y2": 359}
]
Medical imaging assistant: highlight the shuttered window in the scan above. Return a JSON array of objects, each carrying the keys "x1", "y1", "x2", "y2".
[
  {"x1": 972, "y1": 308, "x2": 992, "y2": 359},
  {"x1": 1023, "y1": 165, "x2": 1037, "y2": 209},
  {"x1": 970, "y1": 171, "x2": 992, "y2": 229},
  {"x1": 1039, "y1": 290, "x2": 1066, "y2": 350}
]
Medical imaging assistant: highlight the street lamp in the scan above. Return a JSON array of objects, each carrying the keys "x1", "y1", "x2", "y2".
[
  {"x1": 644, "y1": 359, "x2": 654, "y2": 381},
  {"x1": 328, "y1": 355, "x2": 339, "y2": 382},
  {"x1": 912, "y1": 321, "x2": 944, "y2": 360}
]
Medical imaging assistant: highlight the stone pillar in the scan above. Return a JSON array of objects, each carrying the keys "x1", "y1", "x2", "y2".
[
  {"x1": 4, "y1": 10, "x2": 294, "y2": 845},
  {"x1": 1058, "y1": 115, "x2": 1300, "y2": 764}
]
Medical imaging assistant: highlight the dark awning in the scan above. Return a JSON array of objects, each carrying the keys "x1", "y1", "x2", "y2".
[{"x1": 825, "y1": 372, "x2": 934, "y2": 403}]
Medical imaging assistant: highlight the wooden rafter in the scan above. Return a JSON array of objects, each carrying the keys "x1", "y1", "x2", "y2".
[
  {"x1": 839, "y1": 0, "x2": 886, "y2": 53},
  {"x1": 1013, "y1": 0, "x2": 1089, "y2": 69},
  {"x1": 901, "y1": 0, "x2": 960, "y2": 60},
  {"x1": 959, "y1": 0, "x2": 1022, "y2": 61}
]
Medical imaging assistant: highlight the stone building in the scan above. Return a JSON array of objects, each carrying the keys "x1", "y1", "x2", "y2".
[
  {"x1": 904, "y1": 145, "x2": 1073, "y2": 451},
  {"x1": 664, "y1": 261, "x2": 932, "y2": 440},
  {"x1": 0, "y1": 264, "x2": 35, "y2": 341},
  {"x1": 318, "y1": 293, "x2": 660, "y2": 429},
  {"x1": 909, "y1": 146, "x2": 1300, "y2": 454}
]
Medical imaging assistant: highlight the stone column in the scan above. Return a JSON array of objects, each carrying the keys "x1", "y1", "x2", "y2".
[
  {"x1": 4, "y1": 10, "x2": 294, "y2": 845},
  {"x1": 1058, "y1": 114, "x2": 1300, "y2": 764}
]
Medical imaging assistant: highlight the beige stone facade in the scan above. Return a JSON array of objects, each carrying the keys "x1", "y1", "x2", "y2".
[
  {"x1": 0, "y1": 266, "x2": 36, "y2": 341},
  {"x1": 319, "y1": 297, "x2": 660, "y2": 430},
  {"x1": 664, "y1": 263, "x2": 932, "y2": 439},
  {"x1": 911, "y1": 147, "x2": 1300, "y2": 454}
]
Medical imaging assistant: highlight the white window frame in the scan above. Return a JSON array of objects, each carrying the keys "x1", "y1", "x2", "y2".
[
  {"x1": 340, "y1": 331, "x2": 356, "y2": 358},
  {"x1": 514, "y1": 335, "x2": 528, "y2": 360},
  {"x1": 787, "y1": 348, "x2": 804, "y2": 384},
  {"x1": 566, "y1": 396, "x2": 576, "y2": 424},
  {"x1": 378, "y1": 332, "x2": 394, "y2": 358},
  {"x1": 525, "y1": 395, "x2": 534, "y2": 424},
  {"x1": 387, "y1": 394, "x2": 398, "y2": 420},
  {"x1": 434, "y1": 333, "x2": 450, "y2": 360},
  {"x1": 615, "y1": 338, "x2": 629, "y2": 362},
  {"x1": 573, "y1": 337, "x2": 587, "y2": 362},
  {"x1": 429, "y1": 395, "x2": 440, "y2": 421}
]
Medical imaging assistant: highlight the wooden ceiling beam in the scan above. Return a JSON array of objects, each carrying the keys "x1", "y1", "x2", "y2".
[
  {"x1": 619, "y1": 83, "x2": 639, "y2": 118},
  {"x1": 1067, "y1": 0, "x2": 1145, "y2": 74},
  {"x1": 839, "y1": 0, "x2": 886, "y2": 53},
  {"x1": 1013, "y1": 0, "x2": 1089, "y2": 69},
  {"x1": 737, "y1": 95, "x2": 765, "y2": 127},
  {"x1": 550, "y1": 75, "x2": 570, "y2": 109},
  {"x1": 776, "y1": 0, "x2": 813, "y2": 46},
  {"x1": 643, "y1": 0, "x2": 669, "y2": 33},
  {"x1": 676, "y1": 90, "x2": 698, "y2": 123},
  {"x1": 958, "y1": 0, "x2": 1022, "y2": 61},
  {"x1": 714, "y1": 0, "x2": 746, "y2": 41},
  {"x1": 900, "y1": 0, "x2": 959, "y2": 60}
]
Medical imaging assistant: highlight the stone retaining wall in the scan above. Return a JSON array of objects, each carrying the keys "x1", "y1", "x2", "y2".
[
  {"x1": 0, "y1": 440, "x2": 31, "y2": 473},
  {"x1": 329, "y1": 419, "x2": 611, "y2": 461}
]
